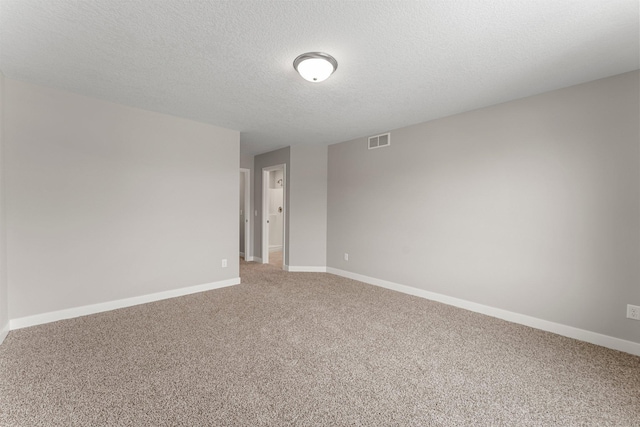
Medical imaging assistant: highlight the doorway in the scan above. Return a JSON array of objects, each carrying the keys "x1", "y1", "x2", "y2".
[
  {"x1": 262, "y1": 165, "x2": 286, "y2": 268},
  {"x1": 239, "y1": 168, "x2": 250, "y2": 261}
]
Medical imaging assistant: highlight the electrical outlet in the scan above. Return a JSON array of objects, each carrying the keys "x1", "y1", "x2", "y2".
[
  {"x1": 221, "y1": 259, "x2": 227, "y2": 268},
  {"x1": 627, "y1": 304, "x2": 640, "y2": 320},
  {"x1": 344, "y1": 253, "x2": 349, "y2": 261}
]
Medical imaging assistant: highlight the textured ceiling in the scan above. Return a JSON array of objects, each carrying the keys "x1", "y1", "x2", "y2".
[{"x1": 1, "y1": 1, "x2": 638, "y2": 156}]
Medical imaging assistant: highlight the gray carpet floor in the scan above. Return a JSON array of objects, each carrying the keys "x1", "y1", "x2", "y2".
[{"x1": 1, "y1": 259, "x2": 639, "y2": 426}]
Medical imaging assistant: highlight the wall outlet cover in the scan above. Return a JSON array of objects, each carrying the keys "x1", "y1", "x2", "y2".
[{"x1": 627, "y1": 304, "x2": 640, "y2": 320}]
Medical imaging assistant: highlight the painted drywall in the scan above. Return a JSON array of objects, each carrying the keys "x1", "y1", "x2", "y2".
[
  {"x1": 4, "y1": 79, "x2": 240, "y2": 320},
  {"x1": 240, "y1": 152, "x2": 253, "y2": 171},
  {"x1": 327, "y1": 71, "x2": 640, "y2": 344},
  {"x1": 0, "y1": 71, "x2": 8, "y2": 343},
  {"x1": 253, "y1": 147, "x2": 290, "y2": 264},
  {"x1": 289, "y1": 145, "x2": 328, "y2": 268}
]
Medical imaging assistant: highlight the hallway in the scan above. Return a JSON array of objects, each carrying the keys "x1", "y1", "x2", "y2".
[{"x1": 268, "y1": 250, "x2": 283, "y2": 268}]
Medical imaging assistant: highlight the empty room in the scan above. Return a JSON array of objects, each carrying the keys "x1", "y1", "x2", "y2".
[{"x1": 0, "y1": 1, "x2": 639, "y2": 425}]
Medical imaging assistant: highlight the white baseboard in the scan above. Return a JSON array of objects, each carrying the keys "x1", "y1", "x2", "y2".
[
  {"x1": 284, "y1": 265, "x2": 327, "y2": 273},
  {"x1": 269, "y1": 246, "x2": 282, "y2": 252},
  {"x1": 253, "y1": 257, "x2": 263, "y2": 263},
  {"x1": 327, "y1": 267, "x2": 640, "y2": 357},
  {"x1": 9, "y1": 277, "x2": 241, "y2": 330},
  {"x1": 0, "y1": 322, "x2": 8, "y2": 344},
  {"x1": 244, "y1": 256, "x2": 255, "y2": 262}
]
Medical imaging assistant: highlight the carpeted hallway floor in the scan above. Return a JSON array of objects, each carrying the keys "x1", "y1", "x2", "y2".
[
  {"x1": 267, "y1": 250, "x2": 283, "y2": 268},
  {"x1": 1, "y1": 259, "x2": 639, "y2": 426}
]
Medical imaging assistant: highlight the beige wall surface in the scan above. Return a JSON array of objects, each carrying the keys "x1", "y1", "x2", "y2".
[
  {"x1": 327, "y1": 71, "x2": 640, "y2": 344},
  {"x1": 5, "y1": 79, "x2": 240, "y2": 319},
  {"x1": 289, "y1": 145, "x2": 327, "y2": 268},
  {"x1": 0, "y1": 72, "x2": 7, "y2": 339}
]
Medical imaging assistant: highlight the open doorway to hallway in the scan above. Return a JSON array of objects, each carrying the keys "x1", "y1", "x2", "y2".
[
  {"x1": 262, "y1": 165, "x2": 286, "y2": 269},
  {"x1": 239, "y1": 168, "x2": 250, "y2": 260}
]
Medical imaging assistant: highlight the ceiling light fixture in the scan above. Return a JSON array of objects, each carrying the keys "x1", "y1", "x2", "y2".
[{"x1": 293, "y1": 52, "x2": 338, "y2": 83}]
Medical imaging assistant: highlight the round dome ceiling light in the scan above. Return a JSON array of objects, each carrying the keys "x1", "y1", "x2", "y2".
[{"x1": 293, "y1": 52, "x2": 338, "y2": 83}]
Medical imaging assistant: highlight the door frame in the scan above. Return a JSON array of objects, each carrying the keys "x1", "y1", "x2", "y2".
[
  {"x1": 240, "y1": 168, "x2": 251, "y2": 261},
  {"x1": 262, "y1": 164, "x2": 286, "y2": 267}
]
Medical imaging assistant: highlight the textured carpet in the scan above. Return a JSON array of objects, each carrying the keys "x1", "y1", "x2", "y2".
[
  {"x1": 1, "y1": 260, "x2": 639, "y2": 426},
  {"x1": 268, "y1": 250, "x2": 283, "y2": 268}
]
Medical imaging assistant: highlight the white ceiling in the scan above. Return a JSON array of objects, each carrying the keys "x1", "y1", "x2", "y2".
[{"x1": 1, "y1": 1, "x2": 638, "y2": 156}]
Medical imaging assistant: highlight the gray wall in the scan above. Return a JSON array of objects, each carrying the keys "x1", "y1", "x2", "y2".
[
  {"x1": 327, "y1": 71, "x2": 640, "y2": 344},
  {"x1": 289, "y1": 145, "x2": 327, "y2": 267},
  {"x1": 253, "y1": 147, "x2": 290, "y2": 264},
  {"x1": 0, "y1": 72, "x2": 7, "y2": 341},
  {"x1": 240, "y1": 152, "x2": 253, "y2": 170},
  {"x1": 5, "y1": 79, "x2": 240, "y2": 320}
]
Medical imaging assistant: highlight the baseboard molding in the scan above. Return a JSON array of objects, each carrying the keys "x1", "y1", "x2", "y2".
[
  {"x1": 253, "y1": 257, "x2": 263, "y2": 263},
  {"x1": 269, "y1": 246, "x2": 283, "y2": 252},
  {"x1": 244, "y1": 256, "x2": 255, "y2": 262},
  {"x1": 284, "y1": 265, "x2": 327, "y2": 273},
  {"x1": 327, "y1": 267, "x2": 640, "y2": 357},
  {"x1": 9, "y1": 277, "x2": 241, "y2": 330},
  {"x1": 0, "y1": 322, "x2": 9, "y2": 345}
]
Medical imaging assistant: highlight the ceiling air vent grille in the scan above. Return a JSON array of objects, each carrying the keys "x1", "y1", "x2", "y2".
[{"x1": 368, "y1": 133, "x2": 391, "y2": 150}]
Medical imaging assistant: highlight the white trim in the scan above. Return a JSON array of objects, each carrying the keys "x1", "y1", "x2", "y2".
[
  {"x1": 284, "y1": 265, "x2": 327, "y2": 273},
  {"x1": 252, "y1": 257, "x2": 262, "y2": 263},
  {"x1": 9, "y1": 278, "x2": 241, "y2": 330},
  {"x1": 0, "y1": 323, "x2": 9, "y2": 344},
  {"x1": 269, "y1": 245, "x2": 283, "y2": 252},
  {"x1": 245, "y1": 256, "x2": 255, "y2": 262},
  {"x1": 327, "y1": 268, "x2": 640, "y2": 357}
]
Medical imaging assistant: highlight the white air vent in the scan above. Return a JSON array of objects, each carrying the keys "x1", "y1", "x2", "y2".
[{"x1": 368, "y1": 133, "x2": 391, "y2": 150}]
